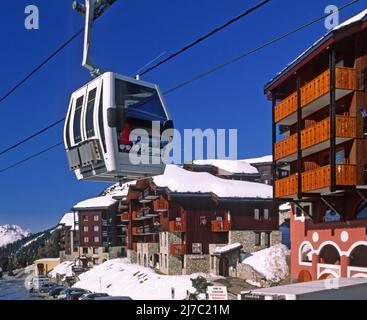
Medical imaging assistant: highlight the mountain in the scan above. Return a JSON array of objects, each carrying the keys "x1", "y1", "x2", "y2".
[{"x1": 0, "y1": 224, "x2": 30, "y2": 248}]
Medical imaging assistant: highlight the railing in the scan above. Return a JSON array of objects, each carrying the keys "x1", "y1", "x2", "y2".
[
  {"x1": 132, "y1": 209, "x2": 151, "y2": 220},
  {"x1": 274, "y1": 133, "x2": 298, "y2": 160},
  {"x1": 121, "y1": 212, "x2": 130, "y2": 221},
  {"x1": 132, "y1": 226, "x2": 159, "y2": 235},
  {"x1": 302, "y1": 164, "x2": 357, "y2": 192},
  {"x1": 274, "y1": 67, "x2": 356, "y2": 123},
  {"x1": 301, "y1": 116, "x2": 356, "y2": 150},
  {"x1": 169, "y1": 244, "x2": 186, "y2": 256},
  {"x1": 211, "y1": 220, "x2": 231, "y2": 232},
  {"x1": 275, "y1": 174, "x2": 298, "y2": 198},
  {"x1": 169, "y1": 220, "x2": 187, "y2": 233}
]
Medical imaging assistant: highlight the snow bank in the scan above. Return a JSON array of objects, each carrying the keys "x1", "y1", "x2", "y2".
[
  {"x1": 193, "y1": 159, "x2": 258, "y2": 174},
  {"x1": 74, "y1": 259, "x2": 195, "y2": 300},
  {"x1": 0, "y1": 224, "x2": 31, "y2": 247},
  {"x1": 153, "y1": 165, "x2": 272, "y2": 199},
  {"x1": 241, "y1": 245, "x2": 290, "y2": 283},
  {"x1": 49, "y1": 261, "x2": 74, "y2": 279}
]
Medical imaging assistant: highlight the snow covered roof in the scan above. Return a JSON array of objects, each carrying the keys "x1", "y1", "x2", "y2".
[
  {"x1": 73, "y1": 196, "x2": 118, "y2": 211},
  {"x1": 193, "y1": 159, "x2": 259, "y2": 175},
  {"x1": 49, "y1": 261, "x2": 74, "y2": 279},
  {"x1": 214, "y1": 243, "x2": 242, "y2": 255},
  {"x1": 265, "y1": 9, "x2": 367, "y2": 90},
  {"x1": 34, "y1": 258, "x2": 60, "y2": 263},
  {"x1": 153, "y1": 165, "x2": 273, "y2": 199},
  {"x1": 243, "y1": 155, "x2": 273, "y2": 165},
  {"x1": 279, "y1": 203, "x2": 291, "y2": 211},
  {"x1": 103, "y1": 181, "x2": 136, "y2": 199},
  {"x1": 59, "y1": 212, "x2": 75, "y2": 230}
]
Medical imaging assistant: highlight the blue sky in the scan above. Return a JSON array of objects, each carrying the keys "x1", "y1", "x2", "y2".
[{"x1": 0, "y1": 0, "x2": 365, "y2": 232}]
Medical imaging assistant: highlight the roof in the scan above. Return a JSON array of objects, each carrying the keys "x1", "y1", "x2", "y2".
[
  {"x1": 153, "y1": 165, "x2": 272, "y2": 199},
  {"x1": 59, "y1": 212, "x2": 75, "y2": 230},
  {"x1": 73, "y1": 196, "x2": 118, "y2": 211},
  {"x1": 243, "y1": 278, "x2": 367, "y2": 296},
  {"x1": 34, "y1": 258, "x2": 60, "y2": 263},
  {"x1": 193, "y1": 159, "x2": 259, "y2": 175},
  {"x1": 214, "y1": 243, "x2": 243, "y2": 255},
  {"x1": 243, "y1": 155, "x2": 273, "y2": 165},
  {"x1": 265, "y1": 9, "x2": 367, "y2": 92}
]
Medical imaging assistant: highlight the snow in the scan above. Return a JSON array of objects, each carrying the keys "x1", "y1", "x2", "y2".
[
  {"x1": 103, "y1": 181, "x2": 136, "y2": 198},
  {"x1": 214, "y1": 243, "x2": 242, "y2": 254},
  {"x1": 242, "y1": 155, "x2": 273, "y2": 164},
  {"x1": 73, "y1": 195, "x2": 117, "y2": 210},
  {"x1": 35, "y1": 258, "x2": 60, "y2": 262},
  {"x1": 193, "y1": 159, "x2": 259, "y2": 175},
  {"x1": 153, "y1": 165, "x2": 273, "y2": 199},
  {"x1": 279, "y1": 203, "x2": 291, "y2": 211},
  {"x1": 0, "y1": 224, "x2": 31, "y2": 247},
  {"x1": 241, "y1": 244, "x2": 290, "y2": 283},
  {"x1": 49, "y1": 261, "x2": 74, "y2": 279},
  {"x1": 74, "y1": 259, "x2": 196, "y2": 300},
  {"x1": 59, "y1": 212, "x2": 75, "y2": 230},
  {"x1": 20, "y1": 233, "x2": 44, "y2": 249},
  {"x1": 334, "y1": 8, "x2": 367, "y2": 30}
]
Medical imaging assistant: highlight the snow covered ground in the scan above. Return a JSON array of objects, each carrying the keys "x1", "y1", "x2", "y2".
[
  {"x1": 74, "y1": 259, "x2": 218, "y2": 300},
  {"x1": 0, "y1": 224, "x2": 30, "y2": 247},
  {"x1": 49, "y1": 261, "x2": 74, "y2": 280},
  {"x1": 241, "y1": 244, "x2": 291, "y2": 283}
]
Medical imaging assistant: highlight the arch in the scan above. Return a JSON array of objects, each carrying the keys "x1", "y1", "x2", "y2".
[
  {"x1": 346, "y1": 241, "x2": 367, "y2": 257},
  {"x1": 318, "y1": 270, "x2": 338, "y2": 280},
  {"x1": 319, "y1": 244, "x2": 341, "y2": 265},
  {"x1": 352, "y1": 273, "x2": 367, "y2": 278},
  {"x1": 219, "y1": 257, "x2": 229, "y2": 277},
  {"x1": 299, "y1": 241, "x2": 314, "y2": 264},
  {"x1": 137, "y1": 253, "x2": 141, "y2": 265},
  {"x1": 298, "y1": 270, "x2": 312, "y2": 283},
  {"x1": 315, "y1": 241, "x2": 343, "y2": 256},
  {"x1": 349, "y1": 245, "x2": 367, "y2": 268},
  {"x1": 143, "y1": 254, "x2": 147, "y2": 267}
]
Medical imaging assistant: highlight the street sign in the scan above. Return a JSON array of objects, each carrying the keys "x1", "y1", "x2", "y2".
[{"x1": 207, "y1": 286, "x2": 228, "y2": 300}]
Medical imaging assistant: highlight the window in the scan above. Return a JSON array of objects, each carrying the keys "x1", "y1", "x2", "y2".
[
  {"x1": 85, "y1": 88, "x2": 97, "y2": 138},
  {"x1": 98, "y1": 84, "x2": 107, "y2": 153},
  {"x1": 83, "y1": 226, "x2": 89, "y2": 232},
  {"x1": 83, "y1": 215, "x2": 88, "y2": 222},
  {"x1": 264, "y1": 209, "x2": 269, "y2": 220},
  {"x1": 93, "y1": 248, "x2": 99, "y2": 254},
  {"x1": 324, "y1": 208, "x2": 341, "y2": 222},
  {"x1": 94, "y1": 236, "x2": 100, "y2": 243},
  {"x1": 82, "y1": 247, "x2": 88, "y2": 254},
  {"x1": 265, "y1": 232, "x2": 271, "y2": 248},
  {"x1": 200, "y1": 216, "x2": 207, "y2": 226},
  {"x1": 73, "y1": 96, "x2": 84, "y2": 144},
  {"x1": 93, "y1": 258, "x2": 99, "y2": 265},
  {"x1": 254, "y1": 209, "x2": 260, "y2": 220},
  {"x1": 165, "y1": 254, "x2": 168, "y2": 268},
  {"x1": 336, "y1": 150, "x2": 345, "y2": 164},
  {"x1": 255, "y1": 232, "x2": 261, "y2": 246},
  {"x1": 73, "y1": 247, "x2": 78, "y2": 253},
  {"x1": 84, "y1": 237, "x2": 89, "y2": 243},
  {"x1": 94, "y1": 215, "x2": 99, "y2": 222},
  {"x1": 356, "y1": 201, "x2": 367, "y2": 220},
  {"x1": 93, "y1": 225, "x2": 99, "y2": 232}
]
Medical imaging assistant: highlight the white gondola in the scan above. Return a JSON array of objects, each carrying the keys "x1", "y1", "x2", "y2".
[{"x1": 64, "y1": 0, "x2": 173, "y2": 182}]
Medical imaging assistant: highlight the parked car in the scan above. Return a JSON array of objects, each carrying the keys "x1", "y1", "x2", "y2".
[
  {"x1": 94, "y1": 296, "x2": 133, "y2": 300},
  {"x1": 58, "y1": 288, "x2": 90, "y2": 300},
  {"x1": 68, "y1": 291, "x2": 91, "y2": 301},
  {"x1": 49, "y1": 286, "x2": 66, "y2": 298},
  {"x1": 39, "y1": 283, "x2": 58, "y2": 294},
  {"x1": 32, "y1": 276, "x2": 51, "y2": 291},
  {"x1": 79, "y1": 293, "x2": 110, "y2": 300}
]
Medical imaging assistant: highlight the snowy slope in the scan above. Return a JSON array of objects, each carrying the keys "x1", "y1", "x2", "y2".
[
  {"x1": 0, "y1": 224, "x2": 31, "y2": 247},
  {"x1": 74, "y1": 259, "x2": 196, "y2": 300},
  {"x1": 153, "y1": 165, "x2": 272, "y2": 199},
  {"x1": 241, "y1": 244, "x2": 291, "y2": 283}
]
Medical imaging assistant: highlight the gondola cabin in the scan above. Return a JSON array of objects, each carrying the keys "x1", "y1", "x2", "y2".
[{"x1": 64, "y1": 72, "x2": 173, "y2": 182}]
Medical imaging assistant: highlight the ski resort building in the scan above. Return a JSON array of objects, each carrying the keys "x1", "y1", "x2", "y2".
[{"x1": 265, "y1": 9, "x2": 367, "y2": 282}]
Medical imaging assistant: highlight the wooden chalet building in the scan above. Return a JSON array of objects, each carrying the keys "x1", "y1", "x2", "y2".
[
  {"x1": 119, "y1": 164, "x2": 281, "y2": 276},
  {"x1": 264, "y1": 9, "x2": 367, "y2": 282}
]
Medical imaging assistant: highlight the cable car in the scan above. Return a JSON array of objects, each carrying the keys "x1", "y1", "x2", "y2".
[
  {"x1": 64, "y1": 0, "x2": 173, "y2": 182},
  {"x1": 64, "y1": 72, "x2": 173, "y2": 182}
]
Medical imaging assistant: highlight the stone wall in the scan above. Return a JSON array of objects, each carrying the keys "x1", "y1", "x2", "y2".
[
  {"x1": 158, "y1": 232, "x2": 184, "y2": 275},
  {"x1": 183, "y1": 255, "x2": 210, "y2": 275},
  {"x1": 127, "y1": 249, "x2": 137, "y2": 264},
  {"x1": 108, "y1": 246, "x2": 124, "y2": 259},
  {"x1": 137, "y1": 243, "x2": 159, "y2": 268},
  {"x1": 229, "y1": 230, "x2": 282, "y2": 253}
]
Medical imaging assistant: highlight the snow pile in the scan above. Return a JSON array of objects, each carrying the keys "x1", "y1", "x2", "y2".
[
  {"x1": 193, "y1": 159, "x2": 258, "y2": 175},
  {"x1": 73, "y1": 195, "x2": 117, "y2": 210},
  {"x1": 241, "y1": 244, "x2": 290, "y2": 283},
  {"x1": 49, "y1": 261, "x2": 74, "y2": 280},
  {"x1": 214, "y1": 243, "x2": 242, "y2": 254},
  {"x1": 153, "y1": 165, "x2": 272, "y2": 199},
  {"x1": 74, "y1": 259, "x2": 195, "y2": 300},
  {"x1": 242, "y1": 155, "x2": 272, "y2": 164},
  {"x1": 0, "y1": 224, "x2": 31, "y2": 247}
]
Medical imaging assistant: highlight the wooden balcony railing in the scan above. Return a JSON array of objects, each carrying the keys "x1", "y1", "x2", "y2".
[
  {"x1": 301, "y1": 116, "x2": 356, "y2": 150},
  {"x1": 211, "y1": 220, "x2": 231, "y2": 232},
  {"x1": 169, "y1": 220, "x2": 186, "y2": 233},
  {"x1": 302, "y1": 165, "x2": 357, "y2": 192},
  {"x1": 274, "y1": 133, "x2": 298, "y2": 160},
  {"x1": 121, "y1": 212, "x2": 130, "y2": 222},
  {"x1": 275, "y1": 174, "x2": 298, "y2": 198},
  {"x1": 169, "y1": 244, "x2": 186, "y2": 256},
  {"x1": 274, "y1": 67, "x2": 356, "y2": 123}
]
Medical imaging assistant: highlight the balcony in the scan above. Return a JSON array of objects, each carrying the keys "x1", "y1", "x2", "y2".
[
  {"x1": 274, "y1": 115, "x2": 356, "y2": 161},
  {"x1": 132, "y1": 226, "x2": 159, "y2": 236},
  {"x1": 121, "y1": 212, "x2": 130, "y2": 222},
  {"x1": 211, "y1": 220, "x2": 231, "y2": 232},
  {"x1": 275, "y1": 164, "x2": 357, "y2": 197},
  {"x1": 169, "y1": 220, "x2": 186, "y2": 233},
  {"x1": 274, "y1": 67, "x2": 356, "y2": 125},
  {"x1": 169, "y1": 244, "x2": 186, "y2": 256}
]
